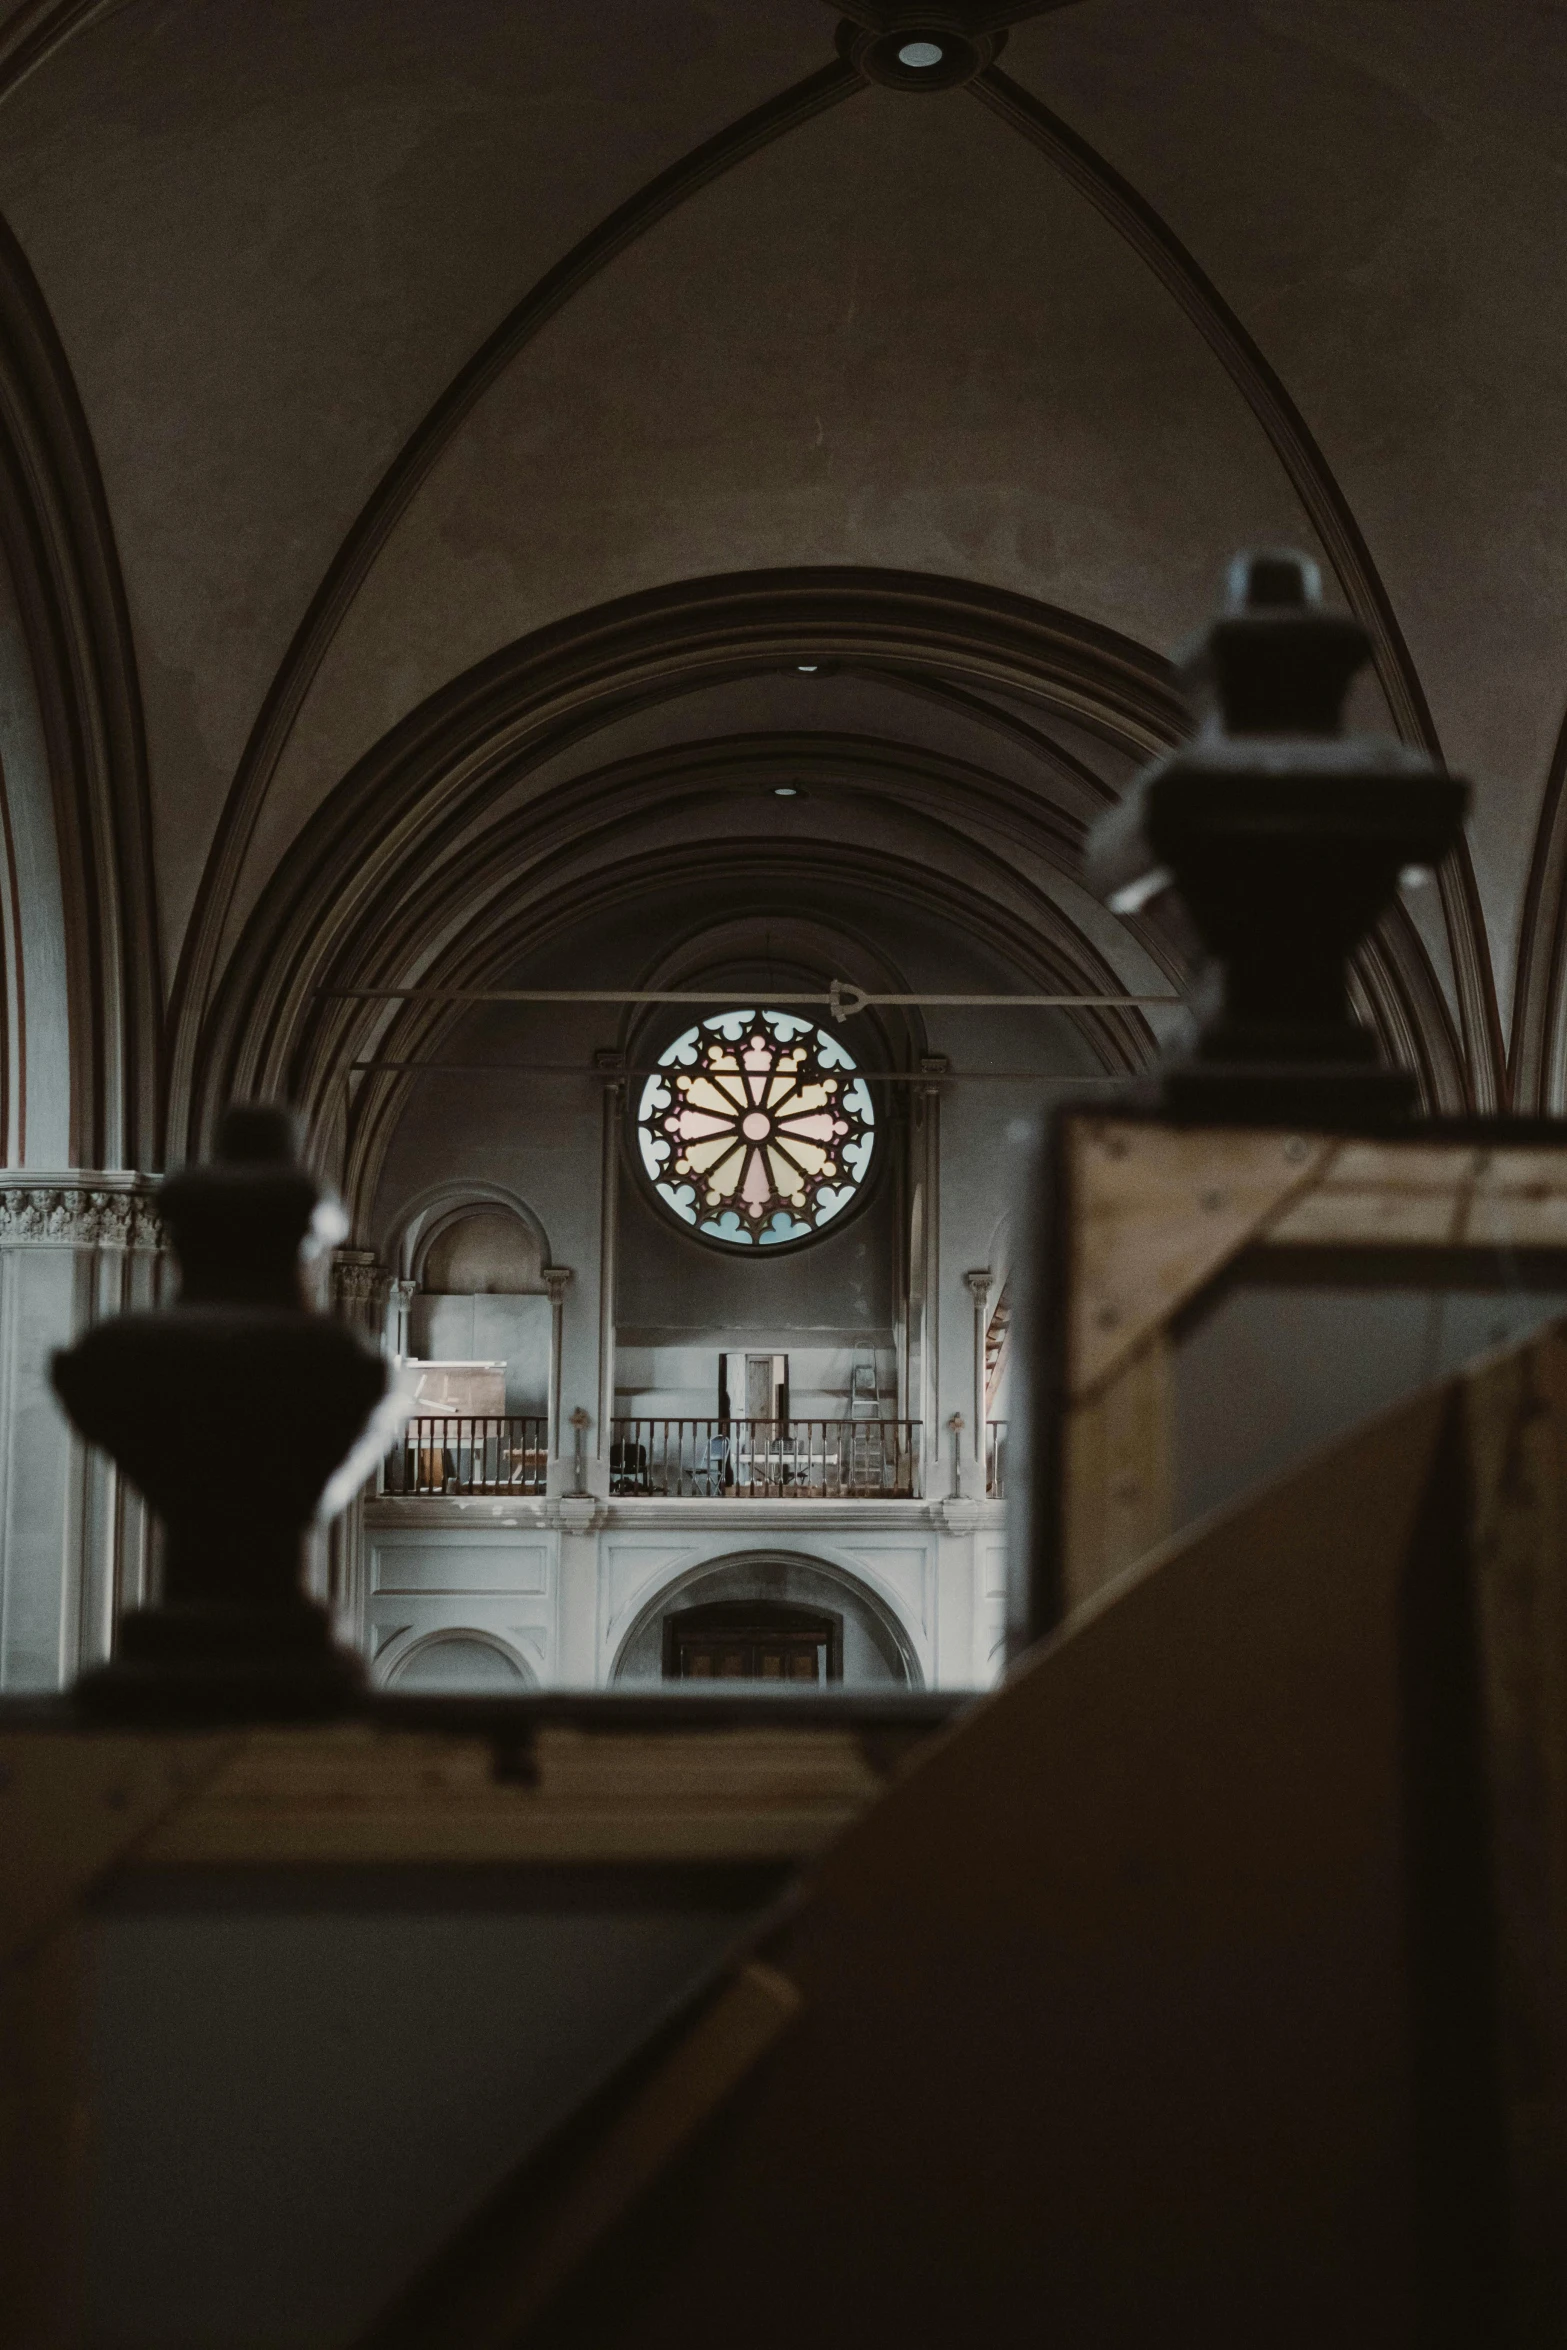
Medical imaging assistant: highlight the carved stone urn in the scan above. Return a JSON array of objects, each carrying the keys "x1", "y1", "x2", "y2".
[
  {"x1": 1087, "y1": 550, "x2": 1469, "y2": 1122},
  {"x1": 54, "y1": 1105, "x2": 386, "y2": 1717}
]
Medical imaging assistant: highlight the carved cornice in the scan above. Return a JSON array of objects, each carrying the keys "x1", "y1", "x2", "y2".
[{"x1": 0, "y1": 1173, "x2": 162, "y2": 1246}]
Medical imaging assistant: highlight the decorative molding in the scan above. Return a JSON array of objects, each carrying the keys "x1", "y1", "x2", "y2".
[
  {"x1": 970, "y1": 63, "x2": 1503, "y2": 1110},
  {"x1": 167, "y1": 56, "x2": 868, "y2": 1142},
  {"x1": 0, "y1": 1172, "x2": 162, "y2": 1246}
]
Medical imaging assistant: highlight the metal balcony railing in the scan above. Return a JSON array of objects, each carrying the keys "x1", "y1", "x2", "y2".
[
  {"x1": 383, "y1": 1415, "x2": 548, "y2": 1496},
  {"x1": 609, "y1": 1418, "x2": 921, "y2": 1499},
  {"x1": 986, "y1": 1419, "x2": 1008, "y2": 1499}
]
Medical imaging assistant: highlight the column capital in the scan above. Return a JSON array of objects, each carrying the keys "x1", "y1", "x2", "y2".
[
  {"x1": 331, "y1": 1250, "x2": 389, "y2": 1311},
  {"x1": 964, "y1": 1266, "x2": 993, "y2": 1300},
  {"x1": 542, "y1": 1263, "x2": 574, "y2": 1301},
  {"x1": 0, "y1": 1173, "x2": 163, "y2": 1249}
]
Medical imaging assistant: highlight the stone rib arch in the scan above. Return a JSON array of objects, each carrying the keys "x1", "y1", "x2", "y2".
[
  {"x1": 166, "y1": 54, "x2": 869, "y2": 1124},
  {"x1": 184, "y1": 567, "x2": 1191, "y2": 1154},
  {"x1": 189, "y1": 570, "x2": 1466, "y2": 1191},
  {"x1": 971, "y1": 62, "x2": 1501, "y2": 1108},
  {"x1": 0, "y1": 209, "x2": 159, "y2": 1167}
]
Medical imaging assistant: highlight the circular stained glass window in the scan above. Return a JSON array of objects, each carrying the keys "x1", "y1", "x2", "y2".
[{"x1": 636, "y1": 1008, "x2": 876, "y2": 1249}]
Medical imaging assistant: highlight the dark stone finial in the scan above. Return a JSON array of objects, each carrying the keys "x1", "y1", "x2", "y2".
[
  {"x1": 53, "y1": 1103, "x2": 387, "y2": 1717},
  {"x1": 1086, "y1": 547, "x2": 1469, "y2": 1123}
]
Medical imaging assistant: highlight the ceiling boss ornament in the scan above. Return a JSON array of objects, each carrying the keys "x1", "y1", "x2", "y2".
[{"x1": 637, "y1": 1008, "x2": 876, "y2": 1249}]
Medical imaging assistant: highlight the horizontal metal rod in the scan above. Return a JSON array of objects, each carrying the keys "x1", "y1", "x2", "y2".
[
  {"x1": 347, "y1": 1061, "x2": 1132, "y2": 1083},
  {"x1": 320, "y1": 981, "x2": 1178, "y2": 1012}
]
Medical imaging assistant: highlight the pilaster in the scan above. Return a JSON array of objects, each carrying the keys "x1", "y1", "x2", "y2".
[
  {"x1": 0, "y1": 1174, "x2": 164, "y2": 1689},
  {"x1": 328, "y1": 1248, "x2": 393, "y2": 1650}
]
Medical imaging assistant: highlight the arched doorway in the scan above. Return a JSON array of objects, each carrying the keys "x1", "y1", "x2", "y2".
[{"x1": 610, "y1": 1552, "x2": 920, "y2": 1689}]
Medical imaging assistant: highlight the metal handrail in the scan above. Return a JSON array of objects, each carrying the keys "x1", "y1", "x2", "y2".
[
  {"x1": 383, "y1": 1415, "x2": 549, "y2": 1496},
  {"x1": 609, "y1": 1417, "x2": 921, "y2": 1499}
]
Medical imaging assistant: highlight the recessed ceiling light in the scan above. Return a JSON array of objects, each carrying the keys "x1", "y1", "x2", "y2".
[
  {"x1": 773, "y1": 785, "x2": 799, "y2": 797},
  {"x1": 897, "y1": 39, "x2": 945, "y2": 68},
  {"x1": 796, "y1": 663, "x2": 818, "y2": 673}
]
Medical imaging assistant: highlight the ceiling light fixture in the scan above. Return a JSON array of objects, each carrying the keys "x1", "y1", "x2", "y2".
[
  {"x1": 773, "y1": 785, "x2": 800, "y2": 797},
  {"x1": 796, "y1": 663, "x2": 818, "y2": 673},
  {"x1": 843, "y1": 21, "x2": 999, "y2": 91}
]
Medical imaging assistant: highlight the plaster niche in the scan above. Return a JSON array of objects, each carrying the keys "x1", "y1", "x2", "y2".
[
  {"x1": 410, "y1": 1208, "x2": 550, "y2": 1413},
  {"x1": 387, "y1": 1630, "x2": 536, "y2": 1693}
]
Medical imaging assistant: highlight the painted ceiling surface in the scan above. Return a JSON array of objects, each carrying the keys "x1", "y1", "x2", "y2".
[{"x1": 0, "y1": 0, "x2": 1560, "y2": 1135}]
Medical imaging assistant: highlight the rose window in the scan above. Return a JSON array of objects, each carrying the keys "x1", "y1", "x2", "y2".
[{"x1": 636, "y1": 1008, "x2": 876, "y2": 1248}]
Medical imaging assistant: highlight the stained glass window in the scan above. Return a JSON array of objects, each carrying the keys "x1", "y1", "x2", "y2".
[{"x1": 636, "y1": 1008, "x2": 875, "y2": 1248}]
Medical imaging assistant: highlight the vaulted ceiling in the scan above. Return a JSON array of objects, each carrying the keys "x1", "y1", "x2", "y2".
[{"x1": 0, "y1": 0, "x2": 1561, "y2": 1165}]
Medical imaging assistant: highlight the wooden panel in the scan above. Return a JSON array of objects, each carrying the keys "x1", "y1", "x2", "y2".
[
  {"x1": 135, "y1": 1726, "x2": 882, "y2": 1867},
  {"x1": 1462, "y1": 1336, "x2": 1567, "y2": 2332},
  {"x1": 365, "y1": 1963, "x2": 801, "y2": 2350},
  {"x1": 1067, "y1": 1117, "x2": 1333, "y2": 1396},
  {"x1": 1057, "y1": 1114, "x2": 1567, "y2": 1619},
  {"x1": 0, "y1": 1924, "x2": 83, "y2": 2350},
  {"x1": 519, "y1": 1383, "x2": 1460, "y2": 2346},
  {"x1": 1062, "y1": 1330, "x2": 1172, "y2": 1609},
  {"x1": 0, "y1": 1731, "x2": 234, "y2": 1965}
]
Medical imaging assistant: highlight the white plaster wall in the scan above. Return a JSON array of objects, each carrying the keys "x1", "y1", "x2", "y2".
[
  {"x1": 359, "y1": 1502, "x2": 1005, "y2": 1694},
  {"x1": 365, "y1": 1523, "x2": 558, "y2": 1688}
]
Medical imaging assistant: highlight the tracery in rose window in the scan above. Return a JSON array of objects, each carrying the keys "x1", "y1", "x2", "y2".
[{"x1": 636, "y1": 1008, "x2": 876, "y2": 1248}]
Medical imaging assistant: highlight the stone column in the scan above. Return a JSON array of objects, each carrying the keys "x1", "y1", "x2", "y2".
[
  {"x1": 965, "y1": 1267, "x2": 993, "y2": 1495},
  {"x1": 386, "y1": 1275, "x2": 416, "y2": 1363},
  {"x1": 917, "y1": 1058, "x2": 946, "y2": 1496},
  {"x1": 594, "y1": 1053, "x2": 625, "y2": 1489},
  {"x1": 327, "y1": 1248, "x2": 391, "y2": 1649},
  {"x1": 542, "y1": 1264, "x2": 573, "y2": 1462},
  {"x1": 0, "y1": 1174, "x2": 164, "y2": 1689}
]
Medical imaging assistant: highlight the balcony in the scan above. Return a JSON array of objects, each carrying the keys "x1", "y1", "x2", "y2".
[
  {"x1": 377, "y1": 1414, "x2": 1003, "y2": 1504},
  {"x1": 608, "y1": 1418, "x2": 921, "y2": 1499},
  {"x1": 382, "y1": 1416, "x2": 548, "y2": 1495}
]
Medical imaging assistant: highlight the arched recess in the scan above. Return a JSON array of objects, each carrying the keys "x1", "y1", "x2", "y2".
[
  {"x1": 0, "y1": 211, "x2": 159, "y2": 1168},
  {"x1": 379, "y1": 1626, "x2": 538, "y2": 1693},
  {"x1": 382, "y1": 1177, "x2": 553, "y2": 1286},
  {"x1": 189, "y1": 568, "x2": 1468, "y2": 1179},
  {"x1": 180, "y1": 567, "x2": 1186, "y2": 1156},
  {"x1": 609, "y1": 1549, "x2": 923, "y2": 1690},
  {"x1": 381, "y1": 1180, "x2": 556, "y2": 1388}
]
